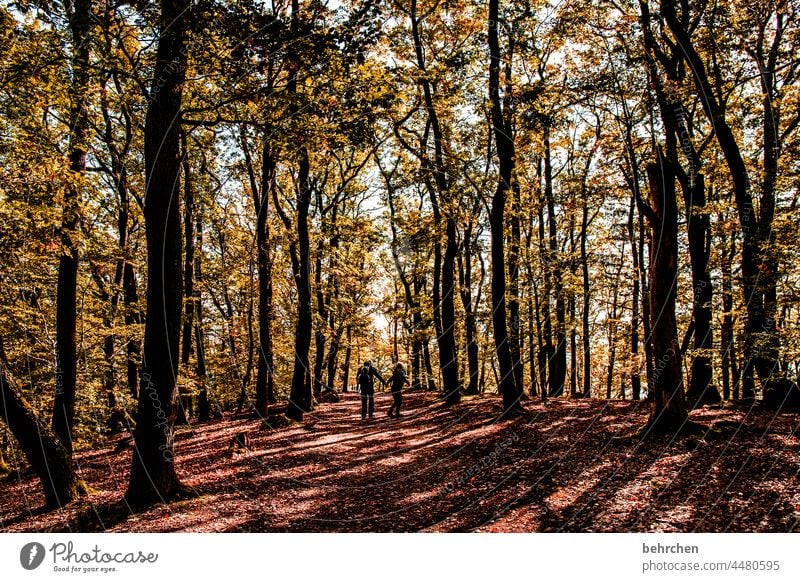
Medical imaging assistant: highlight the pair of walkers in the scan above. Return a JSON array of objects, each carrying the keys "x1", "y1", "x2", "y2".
[{"x1": 356, "y1": 361, "x2": 409, "y2": 420}]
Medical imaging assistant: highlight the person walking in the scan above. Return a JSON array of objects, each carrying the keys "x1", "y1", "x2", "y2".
[
  {"x1": 387, "y1": 362, "x2": 409, "y2": 418},
  {"x1": 357, "y1": 360, "x2": 384, "y2": 420}
]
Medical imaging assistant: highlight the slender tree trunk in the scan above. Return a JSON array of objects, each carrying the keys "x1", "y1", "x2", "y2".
[
  {"x1": 423, "y1": 339, "x2": 436, "y2": 391},
  {"x1": 177, "y1": 131, "x2": 195, "y2": 425},
  {"x1": 628, "y1": 194, "x2": 642, "y2": 400},
  {"x1": 285, "y1": 146, "x2": 313, "y2": 420},
  {"x1": 341, "y1": 326, "x2": 352, "y2": 391},
  {"x1": 409, "y1": 0, "x2": 460, "y2": 404},
  {"x1": 313, "y1": 244, "x2": 327, "y2": 398},
  {"x1": 568, "y1": 217, "x2": 577, "y2": 398},
  {"x1": 126, "y1": 0, "x2": 191, "y2": 505},
  {"x1": 544, "y1": 125, "x2": 566, "y2": 397},
  {"x1": 720, "y1": 219, "x2": 737, "y2": 401},
  {"x1": 488, "y1": 0, "x2": 522, "y2": 413},
  {"x1": 194, "y1": 209, "x2": 209, "y2": 421},
  {"x1": 458, "y1": 222, "x2": 480, "y2": 395},
  {"x1": 683, "y1": 174, "x2": 718, "y2": 405},
  {"x1": 124, "y1": 262, "x2": 141, "y2": 400},
  {"x1": 581, "y1": 191, "x2": 591, "y2": 398},
  {"x1": 53, "y1": 0, "x2": 92, "y2": 454}
]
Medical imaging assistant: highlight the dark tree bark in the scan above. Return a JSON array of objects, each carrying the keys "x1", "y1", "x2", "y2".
[
  {"x1": 53, "y1": 0, "x2": 93, "y2": 454},
  {"x1": 544, "y1": 125, "x2": 566, "y2": 397},
  {"x1": 241, "y1": 126, "x2": 277, "y2": 414},
  {"x1": 628, "y1": 194, "x2": 642, "y2": 401},
  {"x1": 458, "y1": 213, "x2": 482, "y2": 395},
  {"x1": 488, "y1": 0, "x2": 523, "y2": 414},
  {"x1": 568, "y1": 215, "x2": 578, "y2": 398},
  {"x1": 642, "y1": 154, "x2": 688, "y2": 432},
  {"x1": 659, "y1": 0, "x2": 782, "y2": 402},
  {"x1": 580, "y1": 185, "x2": 591, "y2": 398},
  {"x1": 280, "y1": 0, "x2": 313, "y2": 422},
  {"x1": 194, "y1": 207, "x2": 210, "y2": 422},
  {"x1": 341, "y1": 326, "x2": 352, "y2": 391},
  {"x1": 124, "y1": 262, "x2": 141, "y2": 400},
  {"x1": 89, "y1": 266, "x2": 131, "y2": 433},
  {"x1": 285, "y1": 147, "x2": 313, "y2": 420},
  {"x1": 1, "y1": 348, "x2": 87, "y2": 508},
  {"x1": 177, "y1": 131, "x2": 195, "y2": 425},
  {"x1": 258, "y1": 140, "x2": 277, "y2": 411},
  {"x1": 408, "y1": 0, "x2": 460, "y2": 404},
  {"x1": 639, "y1": 2, "x2": 718, "y2": 406},
  {"x1": 539, "y1": 143, "x2": 554, "y2": 398},
  {"x1": 126, "y1": 0, "x2": 191, "y2": 506},
  {"x1": 313, "y1": 239, "x2": 328, "y2": 398},
  {"x1": 98, "y1": 58, "x2": 140, "y2": 402},
  {"x1": 720, "y1": 217, "x2": 739, "y2": 401}
]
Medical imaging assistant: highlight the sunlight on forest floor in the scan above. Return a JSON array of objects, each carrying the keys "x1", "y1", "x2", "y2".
[{"x1": 1, "y1": 393, "x2": 799, "y2": 533}]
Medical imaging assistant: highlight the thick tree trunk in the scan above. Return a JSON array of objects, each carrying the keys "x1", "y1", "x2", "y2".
[
  {"x1": 488, "y1": 0, "x2": 522, "y2": 413},
  {"x1": 1, "y1": 351, "x2": 87, "y2": 508},
  {"x1": 643, "y1": 155, "x2": 688, "y2": 432},
  {"x1": 126, "y1": 0, "x2": 191, "y2": 506}
]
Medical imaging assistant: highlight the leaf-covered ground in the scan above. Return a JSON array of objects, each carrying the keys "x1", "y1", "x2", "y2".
[{"x1": 2, "y1": 392, "x2": 799, "y2": 532}]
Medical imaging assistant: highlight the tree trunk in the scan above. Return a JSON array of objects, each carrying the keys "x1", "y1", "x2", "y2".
[
  {"x1": 177, "y1": 130, "x2": 195, "y2": 425},
  {"x1": 643, "y1": 154, "x2": 688, "y2": 432},
  {"x1": 423, "y1": 339, "x2": 436, "y2": 391},
  {"x1": 313, "y1": 244, "x2": 327, "y2": 397},
  {"x1": 458, "y1": 221, "x2": 481, "y2": 395},
  {"x1": 1, "y1": 350, "x2": 87, "y2": 508},
  {"x1": 683, "y1": 174, "x2": 718, "y2": 406},
  {"x1": 409, "y1": 0, "x2": 460, "y2": 404},
  {"x1": 53, "y1": 0, "x2": 92, "y2": 454},
  {"x1": 660, "y1": 0, "x2": 779, "y2": 401},
  {"x1": 544, "y1": 125, "x2": 566, "y2": 397},
  {"x1": 126, "y1": 0, "x2": 191, "y2": 506},
  {"x1": 256, "y1": 140, "x2": 277, "y2": 412},
  {"x1": 488, "y1": 0, "x2": 522, "y2": 413},
  {"x1": 194, "y1": 209, "x2": 209, "y2": 422},
  {"x1": 341, "y1": 326, "x2": 352, "y2": 391},
  {"x1": 285, "y1": 149, "x2": 313, "y2": 420},
  {"x1": 629, "y1": 204, "x2": 642, "y2": 402},
  {"x1": 720, "y1": 219, "x2": 738, "y2": 401},
  {"x1": 581, "y1": 190, "x2": 591, "y2": 398},
  {"x1": 124, "y1": 262, "x2": 141, "y2": 400}
]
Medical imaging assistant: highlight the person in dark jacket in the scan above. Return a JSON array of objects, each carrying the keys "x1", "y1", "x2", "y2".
[
  {"x1": 357, "y1": 360, "x2": 384, "y2": 420},
  {"x1": 387, "y1": 362, "x2": 409, "y2": 418}
]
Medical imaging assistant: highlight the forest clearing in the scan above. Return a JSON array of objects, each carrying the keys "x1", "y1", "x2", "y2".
[{"x1": 2, "y1": 392, "x2": 799, "y2": 533}]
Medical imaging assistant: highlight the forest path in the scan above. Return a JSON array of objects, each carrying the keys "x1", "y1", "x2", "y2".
[{"x1": 1, "y1": 392, "x2": 799, "y2": 532}]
